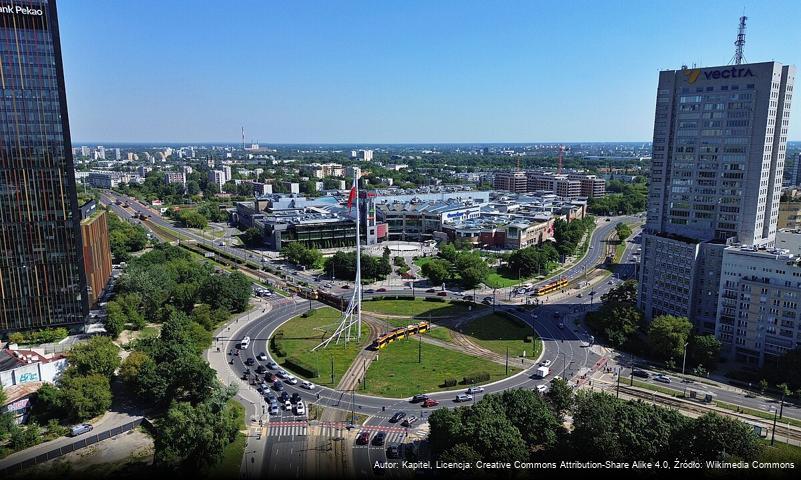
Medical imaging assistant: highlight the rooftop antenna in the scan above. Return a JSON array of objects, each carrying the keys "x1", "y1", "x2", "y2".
[
  {"x1": 241, "y1": 126, "x2": 245, "y2": 150},
  {"x1": 732, "y1": 15, "x2": 747, "y2": 65}
]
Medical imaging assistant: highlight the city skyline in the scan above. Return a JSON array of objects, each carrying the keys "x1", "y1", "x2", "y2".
[{"x1": 59, "y1": 0, "x2": 801, "y2": 143}]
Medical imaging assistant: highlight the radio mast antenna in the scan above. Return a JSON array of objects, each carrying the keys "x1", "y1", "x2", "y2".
[
  {"x1": 732, "y1": 15, "x2": 747, "y2": 65},
  {"x1": 241, "y1": 126, "x2": 245, "y2": 150}
]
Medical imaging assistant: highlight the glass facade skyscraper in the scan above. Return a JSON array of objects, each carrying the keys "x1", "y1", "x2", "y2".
[{"x1": 0, "y1": 0, "x2": 88, "y2": 332}]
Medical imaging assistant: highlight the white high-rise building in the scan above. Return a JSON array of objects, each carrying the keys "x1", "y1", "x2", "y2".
[
  {"x1": 639, "y1": 61, "x2": 795, "y2": 334},
  {"x1": 209, "y1": 170, "x2": 226, "y2": 192}
]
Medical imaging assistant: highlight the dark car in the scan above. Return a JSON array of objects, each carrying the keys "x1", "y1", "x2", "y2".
[
  {"x1": 372, "y1": 431, "x2": 387, "y2": 446},
  {"x1": 273, "y1": 380, "x2": 285, "y2": 391},
  {"x1": 386, "y1": 444, "x2": 401, "y2": 459},
  {"x1": 376, "y1": 288, "x2": 387, "y2": 292},
  {"x1": 389, "y1": 411, "x2": 406, "y2": 423},
  {"x1": 267, "y1": 361, "x2": 279, "y2": 369},
  {"x1": 426, "y1": 289, "x2": 436, "y2": 293},
  {"x1": 265, "y1": 373, "x2": 278, "y2": 383},
  {"x1": 436, "y1": 291, "x2": 447, "y2": 297},
  {"x1": 356, "y1": 431, "x2": 370, "y2": 445},
  {"x1": 245, "y1": 358, "x2": 255, "y2": 366},
  {"x1": 410, "y1": 394, "x2": 429, "y2": 403},
  {"x1": 632, "y1": 369, "x2": 650, "y2": 379},
  {"x1": 279, "y1": 391, "x2": 290, "y2": 402},
  {"x1": 255, "y1": 365, "x2": 268, "y2": 374},
  {"x1": 291, "y1": 392, "x2": 301, "y2": 404},
  {"x1": 365, "y1": 289, "x2": 375, "y2": 294},
  {"x1": 463, "y1": 295, "x2": 474, "y2": 301}
]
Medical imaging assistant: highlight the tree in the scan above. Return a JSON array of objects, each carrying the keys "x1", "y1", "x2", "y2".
[
  {"x1": 615, "y1": 222, "x2": 632, "y2": 241},
  {"x1": 104, "y1": 301, "x2": 127, "y2": 339},
  {"x1": 59, "y1": 373, "x2": 113, "y2": 421},
  {"x1": 67, "y1": 336, "x2": 121, "y2": 378},
  {"x1": 689, "y1": 335, "x2": 721, "y2": 369},
  {"x1": 681, "y1": 413, "x2": 761, "y2": 461},
  {"x1": 647, "y1": 315, "x2": 693, "y2": 361},
  {"x1": 240, "y1": 227, "x2": 263, "y2": 247},
  {"x1": 438, "y1": 243, "x2": 459, "y2": 263},
  {"x1": 199, "y1": 271, "x2": 251, "y2": 313},
  {"x1": 497, "y1": 389, "x2": 561, "y2": 448},
  {"x1": 454, "y1": 252, "x2": 489, "y2": 289},
  {"x1": 120, "y1": 351, "x2": 152, "y2": 386},
  {"x1": 428, "y1": 407, "x2": 464, "y2": 457},
  {"x1": 439, "y1": 443, "x2": 481, "y2": 463},
  {"x1": 421, "y1": 259, "x2": 451, "y2": 286},
  {"x1": 545, "y1": 377, "x2": 574, "y2": 417}
]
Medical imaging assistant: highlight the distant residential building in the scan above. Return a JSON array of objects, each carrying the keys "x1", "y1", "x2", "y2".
[
  {"x1": 284, "y1": 182, "x2": 300, "y2": 194},
  {"x1": 127, "y1": 152, "x2": 137, "y2": 161},
  {"x1": 716, "y1": 246, "x2": 801, "y2": 367},
  {"x1": 494, "y1": 171, "x2": 528, "y2": 193},
  {"x1": 114, "y1": 148, "x2": 121, "y2": 161},
  {"x1": 137, "y1": 165, "x2": 152, "y2": 177},
  {"x1": 80, "y1": 146, "x2": 90, "y2": 157},
  {"x1": 164, "y1": 171, "x2": 187, "y2": 186},
  {"x1": 87, "y1": 172, "x2": 119, "y2": 189},
  {"x1": 778, "y1": 201, "x2": 801, "y2": 229},
  {"x1": 223, "y1": 165, "x2": 232, "y2": 182},
  {"x1": 303, "y1": 163, "x2": 344, "y2": 179},
  {"x1": 783, "y1": 152, "x2": 801, "y2": 187},
  {"x1": 209, "y1": 170, "x2": 226, "y2": 191},
  {"x1": 183, "y1": 165, "x2": 193, "y2": 175},
  {"x1": 351, "y1": 149, "x2": 374, "y2": 161}
]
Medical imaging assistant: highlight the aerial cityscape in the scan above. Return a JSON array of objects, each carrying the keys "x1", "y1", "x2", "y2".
[{"x1": 2, "y1": 1, "x2": 801, "y2": 478}]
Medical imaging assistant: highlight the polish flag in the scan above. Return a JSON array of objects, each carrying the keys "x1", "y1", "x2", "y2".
[{"x1": 347, "y1": 178, "x2": 357, "y2": 212}]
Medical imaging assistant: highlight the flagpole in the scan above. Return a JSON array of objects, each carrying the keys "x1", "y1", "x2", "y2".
[{"x1": 354, "y1": 167, "x2": 362, "y2": 339}]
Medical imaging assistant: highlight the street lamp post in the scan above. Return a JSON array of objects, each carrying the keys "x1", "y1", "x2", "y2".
[
  {"x1": 682, "y1": 342, "x2": 689, "y2": 375},
  {"x1": 770, "y1": 406, "x2": 779, "y2": 446}
]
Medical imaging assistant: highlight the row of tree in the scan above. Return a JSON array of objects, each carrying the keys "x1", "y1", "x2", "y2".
[
  {"x1": 107, "y1": 211, "x2": 149, "y2": 262},
  {"x1": 323, "y1": 250, "x2": 392, "y2": 281},
  {"x1": 422, "y1": 247, "x2": 491, "y2": 289},
  {"x1": 588, "y1": 183, "x2": 648, "y2": 216},
  {"x1": 281, "y1": 242, "x2": 323, "y2": 268},
  {"x1": 428, "y1": 387, "x2": 762, "y2": 465},
  {"x1": 553, "y1": 216, "x2": 596, "y2": 258}
]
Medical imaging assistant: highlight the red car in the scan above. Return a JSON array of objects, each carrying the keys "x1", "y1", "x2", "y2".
[
  {"x1": 356, "y1": 431, "x2": 370, "y2": 445},
  {"x1": 376, "y1": 288, "x2": 387, "y2": 292},
  {"x1": 423, "y1": 398, "x2": 439, "y2": 407},
  {"x1": 436, "y1": 291, "x2": 447, "y2": 297}
]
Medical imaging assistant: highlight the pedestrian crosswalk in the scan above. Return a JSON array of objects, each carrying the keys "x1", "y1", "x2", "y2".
[{"x1": 267, "y1": 423, "x2": 308, "y2": 437}]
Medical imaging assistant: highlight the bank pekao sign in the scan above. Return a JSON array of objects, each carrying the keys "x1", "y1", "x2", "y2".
[{"x1": 0, "y1": 4, "x2": 44, "y2": 16}]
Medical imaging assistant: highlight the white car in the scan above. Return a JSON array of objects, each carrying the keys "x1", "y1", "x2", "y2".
[
  {"x1": 654, "y1": 374, "x2": 672, "y2": 384},
  {"x1": 466, "y1": 386, "x2": 484, "y2": 394},
  {"x1": 284, "y1": 400, "x2": 292, "y2": 411},
  {"x1": 301, "y1": 381, "x2": 316, "y2": 390},
  {"x1": 455, "y1": 394, "x2": 473, "y2": 402},
  {"x1": 276, "y1": 370, "x2": 289, "y2": 379},
  {"x1": 540, "y1": 359, "x2": 552, "y2": 367},
  {"x1": 535, "y1": 384, "x2": 548, "y2": 393},
  {"x1": 285, "y1": 375, "x2": 299, "y2": 385},
  {"x1": 295, "y1": 401, "x2": 306, "y2": 416},
  {"x1": 256, "y1": 353, "x2": 268, "y2": 361}
]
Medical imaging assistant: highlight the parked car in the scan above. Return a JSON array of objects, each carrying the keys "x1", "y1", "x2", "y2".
[
  {"x1": 401, "y1": 416, "x2": 418, "y2": 427},
  {"x1": 365, "y1": 289, "x2": 375, "y2": 294},
  {"x1": 463, "y1": 295, "x2": 474, "y2": 301},
  {"x1": 255, "y1": 365, "x2": 267, "y2": 374},
  {"x1": 466, "y1": 386, "x2": 484, "y2": 394},
  {"x1": 455, "y1": 393, "x2": 473, "y2": 402},
  {"x1": 356, "y1": 431, "x2": 370, "y2": 445},
  {"x1": 301, "y1": 381, "x2": 316, "y2": 390},
  {"x1": 284, "y1": 400, "x2": 292, "y2": 411},
  {"x1": 291, "y1": 392, "x2": 301, "y2": 404},
  {"x1": 558, "y1": 322, "x2": 565, "y2": 329},
  {"x1": 654, "y1": 374, "x2": 671, "y2": 384},
  {"x1": 422, "y1": 398, "x2": 440, "y2": 407},
  {"x1": 411, "y1": 394, "x2": 429, "y2": 403},
  {"x1": 535, "y1": 384, "x2": 548, "y2": 394},
  {"x1": 372, "y1": 431, "x2": 387, "y2": 446},
  {"x1": 266, "y1": 373, "x2": 278, "y2": 383},
  {"x1": 279, "y1": 391, "x2": 290, "y2": 402},
  {"x1": 69, "y1": 424, "x2": 93, "y2": 437},
  {"x1": 577, "y1": 293, "x2": 583, "y2": 298},
  {"x1": 269, "y1": 404, "x2": 280, "y2": 415},
  {"x1": 632, "y1": 369, "x2": 651, "y2": 379},
  {"x1": 295, "y1": 401, "x2": 306, "y2": 416},
  {"x1": 389, "y1": 411, "x2": 406, "y2": 423},
  {"x1": 341, "y1": 284, "x2": 350, "y2": 289},
  {"x1": 264, "y1": 392, "x2": 277, "y2": 403}
]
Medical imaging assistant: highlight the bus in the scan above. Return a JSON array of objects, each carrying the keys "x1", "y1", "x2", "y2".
[
  {"x1": 533, "y1": 279, "x2": 569, "y2": 297},
  {"x1": 240, "y1": 336, "x2": 251, "y2": 349},
  {"x1": 372, "y1": 321, "x2": 430, "y2": 350}
]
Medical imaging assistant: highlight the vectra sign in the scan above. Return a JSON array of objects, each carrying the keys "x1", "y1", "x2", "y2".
[{"x1": 684, "y1": 67, "x2": 754, "y2": 84}]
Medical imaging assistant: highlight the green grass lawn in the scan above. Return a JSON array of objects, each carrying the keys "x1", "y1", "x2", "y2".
[
  {"x1": 461, "y1": 313, "x2": 541, "y2": 360},
  {"x1": 484, "y1": 271, "x2": 522, "y2": 289},
  {"x1": 613, "y1": 242, "x2": 626, "y2": 263},
  {"x1": 714, "y1": 400, "x2": 801, "y2": 428},
  {"x1": 759, "y1": 440, "x2": 801, "y2": 465},
  {"x1": 273, "y1": 307, "x2": 369, "y2": 387},
  {"x1": 202, "y1": 432, "x2": 246, "y2": 479},
  {"x1": 362, "y1": 298, "x2": 480, "y2": 318},
  {"x1": 363, "y1": 338, "x2": 518, "y2": 397}
]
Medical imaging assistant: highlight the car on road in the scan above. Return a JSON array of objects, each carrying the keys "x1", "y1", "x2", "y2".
[
  {"x1": 245, "y1": 358, "x2": 255, "y2": 366},
  {"x1": 411, "y1": 394, "x2": 429, "y2": 403},
  {"x1": 356, "y1": 431, "x2": 370, "y2": 445},
  {"x1": 372, "y1": 431, "x2": 387, "y2": 446},
  {"x1": 483, "y1": 296, "x2": 494, "y2": 303},
  {"x1": 269, "y1": 404, "x2": 280, "y2": 415},
  {"x1": 376, "y1": 287, "x2": 387, "y2": 292},
  {"x1": 295, "y1": 401, "x2": 306, "y2": 415},
  {"x1": 341, "y1": 284, "x2": 350, "y2": 289},
  {"x1": 540, "y1": 359, "x2": 552, "y2": 367},
  {"x1": 273, "y1": 380, "x2": 284, "y2": 391},
  {"x1": 426, "y1": 289, "x2": 436, "y2": 293},
  {"x1": 436, "y1": 291, "x2": 447, "y2": 297},
  {"x1": 255, "y1": 365, "x2": 267, "y2": 374},
  {"x1": 265, "y1": 373, "x2": 278, "y2": 383},
  {"x1": 423, "y1": 398, "x2": 440, "y2": 407},
  {"x1": 365, "y1": 289, "x2": 375, "y2": 294},
  {"x1": 632, "y1": 369, "x2": 650, "y2": 379},
  {"x1": 535, "y1": 384, "x2": 548, "y2": 394},
  {"x1": 386, "y1": 444, "x2": 401, "y2": 459},
  {"x1": 301, "y1": 381, "x2": 316, "y2": 390},
  {"x1": 389, "y1": 411, "x2": 406, "y2": 423},
  {"x1": 577, "y1": 293, "x2": 583, "y2": 298},
  {"x1": 264, "y1": 393, "x2": 277, "y2": 403},
  {"x1": 291, "y1": 392, "x2": 301, "y2": 404},
  {"x1": 605, "y1": 218, "x2": 611, "y2": 222},
  {"x1": 463, "y1": 295, "x2": 474, "y2": 302},
  {"x1": 608, "y1": 280, "x2": 614, "y2": 285},
  {"x1": 402, "y1": 416, "x2": 418, "y2": 427},
  {"x1": 324, "y1": 282, "x2": 334, "y2": 288},
  {"x1": 455, "y1": 393, "x2": 473, "y2": 402},
  {"x1": 284, "y1": 400, "x2": 292, "y2": 411},
  {"x1": 285, "y1": 375, "x2": 298, "y2": 385},
  {"x1": 256, "y1": 352, "x2": 268, "y2": 361},
  {"x1": 558, "y1": 322, "x2": 565, "y2": 329},
  {"x1": 267, "y1": 361, "x2": 279, "y2": 370},
  {"x1": 466, "y1": 386, "x2": 484, "y2": 394},
  {"x1": 276, "y1": 370, "x2": 289, "y2": 379},
  {"x1": 654, "y1": 374, "x2": 671, "y2": 384},
  {"x1": 69, "y1": 423, "x2": 93, "y2": 437}
]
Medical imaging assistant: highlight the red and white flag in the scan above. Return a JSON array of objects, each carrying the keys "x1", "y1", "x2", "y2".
[{"x1": 347, "y1": 177, "x2": 357, "y2": 212}]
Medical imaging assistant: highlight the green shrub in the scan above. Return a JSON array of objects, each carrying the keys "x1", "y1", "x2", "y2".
[
  {"x1": 443, "y1": 378, "x2": 458, "y2": 387},
  {"x1": 461, "y1": 372, "x2": 491, "y2": 385}
]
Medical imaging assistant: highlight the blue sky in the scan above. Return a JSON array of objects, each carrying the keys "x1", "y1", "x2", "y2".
[{"x1": 59, "y1": 0, "x2": 801, "y2": 143}]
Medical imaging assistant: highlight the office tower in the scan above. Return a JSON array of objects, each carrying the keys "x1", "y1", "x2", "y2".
[
  {"x1": 783, "y1": 152, "x2": 801, "y2": 187},
  {"x1": 638, "y1": 62, "x2": 795, "y2": 333},
  {"x1": 0, "y1": 0, "x2": 89, "y2": 332},
  {"x1": 494, "y1": 171, "x2": 528, "y2": 193}
]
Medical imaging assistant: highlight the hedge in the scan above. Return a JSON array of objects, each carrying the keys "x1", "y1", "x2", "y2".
[
  {"x1": 424, "y1": 297, "x2": 446, "y2": 303},
  {"x1": 270, "y1": 332, "x2": 287, "y2": 358},
  {"x1": 283, "y1": 356, "x2": 319, "y2": 378},
  {"x1": 461, "y1": 372, "x2": 491, "y2": 385},
  {"x1": 442, "y1": 378, "x2": 458, "y2": 387}
]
